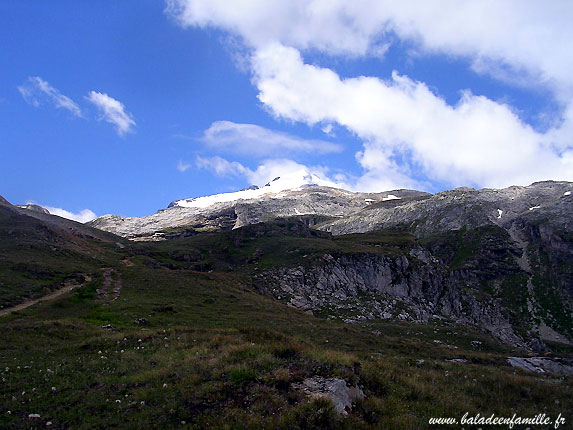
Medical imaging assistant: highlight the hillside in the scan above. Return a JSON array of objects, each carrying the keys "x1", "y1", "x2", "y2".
[
  {"x1": 0, "y1": 197, "x2": 126, "y2": 310},
  {"x1": 87, "y1": 180, "x2": 573, "y2": 350},
  {"x1": 0, "y1": 203, "x2": 571, "y2": 429}
]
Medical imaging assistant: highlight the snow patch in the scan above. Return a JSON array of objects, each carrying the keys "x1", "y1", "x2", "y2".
[
  {"x1": 529, "y1": 206, "x2": 541, "y2": 211},
  {"x1": 497, "y1": 209, "x2": 503, "y2": 219},
  {"x1": 172, "y1": 169, "x2": 340, "y2": 209},
  {"x1": 564, "y1": 191, "x2": 571, "y2": 196},
  {"x1": 382, "y1": 194, "x2": 400, "y2": 201}
]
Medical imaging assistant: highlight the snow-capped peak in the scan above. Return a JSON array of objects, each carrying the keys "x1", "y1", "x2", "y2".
[{"x1": 171, "y1": 169, "x2": 340, "y2": 209}]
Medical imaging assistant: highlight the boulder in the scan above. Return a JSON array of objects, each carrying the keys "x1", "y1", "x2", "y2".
[{"x1": 292, "y1": 376, "x2": 364, "y2": 416}]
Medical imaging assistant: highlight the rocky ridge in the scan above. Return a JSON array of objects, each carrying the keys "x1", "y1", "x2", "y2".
[
  {"x1": 88, "y1": 171, "x2": 422, "y2": 240},
  {"x1": 86, "y1": 179, "x2": 573, "y2": 349},
  {"x1": 318, "y1": 181, "x2": 573, "y2": 237}
]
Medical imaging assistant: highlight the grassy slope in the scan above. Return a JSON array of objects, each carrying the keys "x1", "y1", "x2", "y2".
[
  {"x1": 0, "y1": 205, "x2": 123, "y2": 309},
  {"x1": 0, "y1": 218, "x2": 572, "y2": 429}
]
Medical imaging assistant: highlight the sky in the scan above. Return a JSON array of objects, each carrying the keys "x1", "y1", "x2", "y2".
[{"x1": 1, "y1": 1, "x2": 572, "y2": 221}]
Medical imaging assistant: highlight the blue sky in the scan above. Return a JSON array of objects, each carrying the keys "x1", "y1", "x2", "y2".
[{"x1": 1, "y1": 1, "x2": 572, "y2": 221}]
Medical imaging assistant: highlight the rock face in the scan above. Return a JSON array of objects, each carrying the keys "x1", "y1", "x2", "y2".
[
  {"x1": 88, "y1": 184, "x2": 421, "y2": 241},
  {"x1": 319, "y1": 181, "x2": 573, "y2": 238},
  {"x1": 292, "y1": 376, "x2": 365, "y2": 416},
  {"x1": 255, "y1": 250, "x2": 525, "y2": 347},
  {"x1": 507, "y1": 357, "x2": 573, "y2": 375}
]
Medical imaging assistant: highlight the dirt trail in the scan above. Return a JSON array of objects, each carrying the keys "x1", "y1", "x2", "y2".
[
  {"x1": 97, "y1": 268, "x2": 122, "y2": 304},
  {"x1": 0, "y1": 276, "x2": 92, "y2": 317}
]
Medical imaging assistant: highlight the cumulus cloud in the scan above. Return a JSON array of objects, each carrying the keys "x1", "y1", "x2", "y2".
[
  {"x1": 168, "y1": 0, "x2": 573, "y2": 189},
  {"x1": 201, "y1": 121, "x2": 342, "y2": 156},
  {"x1": 166, "y1": 0, "x2": 573, "y2": 96},
  {"x1": 86, "y1": 91, "x2": 136, "y2": 136},
  {"x1": 165, "y1": 0, "x2": 385, "y2": 57},
  {"x1": 18, "y1": 76, "x2": 81, "y2": 116},
  {"x1": 252, "y1": 44, "x2": 573, "y2": 189},
  {"x1": 43, "y1": 206, "x2": 97, "y2": 223},
  {"x1": 243, "y1": 159, "x2": 335, "y2": 187},
  {"x1": 195, "y1": 155, "x2": 250, "y2": 178},
  {"x1": 195, "y1": 155, "x2": 348, "y2": 189}
]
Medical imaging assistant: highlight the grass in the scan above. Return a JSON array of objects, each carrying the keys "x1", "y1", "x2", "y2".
[
  {"x1": 1, "y1": 259, "x2": 571, "y2": 429},
  {"x1": 0, "y1": 216, "x2": 571, "y2": 428}
]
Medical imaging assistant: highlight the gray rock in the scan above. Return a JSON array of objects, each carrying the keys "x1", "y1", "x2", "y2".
[
  {"x1": 88, "y1": 186, "x2": 428, "y2": 240},
  {"x1": 255, "y1": 251, "x2": 526, "y2": 347},
  {"x1": 507, "y1": 357, "x2": 573, "y2": 375},
  {"x1": 320, "y1": 181, "x2": 573, "y2": 238},
  {"x1": 292, "y1": 376, "x2": 364, "y2": 416}
]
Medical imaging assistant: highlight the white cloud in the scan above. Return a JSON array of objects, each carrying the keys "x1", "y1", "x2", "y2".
[
  {"x1": 177, "y1": 160, "x2": 192, "y2": 172},
  {"x1": 244, "y1": 159, "x2": 319, "y2": 186},
  {"x1": 86, "y1": 91, "x2": 136, "y2": 136},
  {"x1": 195, "y1": 155, "x2": 349, "y2": 189},
  {"x1": 44, "y1": 206, "x2": 97, "y2": 223},
  {"x1": 201, "y1": 120, "x2": 342, "y2": 156},
  {"x1": 321, "y1": 123, "x2": 334, "y2": 136},
  {"x1": 252, "y1": 44, "x2": 572, "y2": 189},
  {"x1": 18, "y1": 76, "x2": 81, "y2": 117},
  {"x1": 195, "y1": 155, "x2": 250, "y2": 178},
  {"x1": 166, "y1": 0, "x2": 573, "y2": 97},
  {"x1": 168, "y1": 1, "x2": 573, "y2": 190},
  {"x1": 165, "y1": 0, "x2": 389, "y2": 57}
]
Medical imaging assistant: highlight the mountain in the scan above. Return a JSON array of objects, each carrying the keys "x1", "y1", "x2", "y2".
[
  {"x1": 1, "y1": 191, "x2": 572, "y2": 428},
  {"x1": 0, "y1": 195, "x2": 125, "y2": 309},
  {"x1": 15, "y1": 203, "x2": 50, "y2": 214},
  {"x1": 319, "y1": 181, "x2": 573, "y2": 237},
  {"x1": 168, "y1": 169, "x2": 344, "y2": 208},
  {"x1": 86, "y1": 179, "x2": 573, "y2": 349},
  {"x1": 88, "y1": 169, "x2": 428, "y2": 240}
]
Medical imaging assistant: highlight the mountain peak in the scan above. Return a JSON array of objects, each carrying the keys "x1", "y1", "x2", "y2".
[{"x1": 169, "y1": 169, "x2": 341, "y2": 209}]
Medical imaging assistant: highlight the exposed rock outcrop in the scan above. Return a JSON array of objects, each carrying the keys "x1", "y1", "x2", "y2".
[
  {"x1": 292, "y1": 376, "x2": 365, "y2": 416},
  {"x1": 88, "y1": 186, "x2": 419, "y2": 240},
  {"x1": 507, "y1": 357, "x2": 573, "y2": 375},
  {"x1": 254, "y1": 250, "x2": 526, "y2": 347}
]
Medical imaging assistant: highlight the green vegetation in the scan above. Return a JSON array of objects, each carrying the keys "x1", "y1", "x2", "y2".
[
  {"x1": 0, "y1": 214, "x2": 571, "y2": 428},
  {"x1": 2, "y1": 263, "x2": 571, "y2": 429},
  {"x1": 421, "y1": 225, "x2": 517, "y2": 272},
  {"x1": 0, "y1": 208, "x2": 122, "y2": 309}
]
